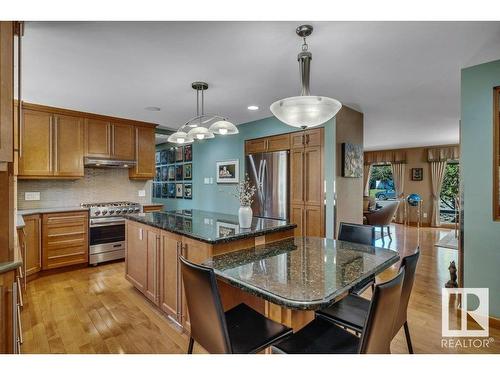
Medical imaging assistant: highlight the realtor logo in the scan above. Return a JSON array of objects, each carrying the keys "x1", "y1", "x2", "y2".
[{"x1": 442, "y1": 288, "x2": 489, "y2": 337}]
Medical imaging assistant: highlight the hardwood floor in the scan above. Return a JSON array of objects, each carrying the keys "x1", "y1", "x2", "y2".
[{"x1": 20, "y1": 224, "x2": 499, "y2": 354}]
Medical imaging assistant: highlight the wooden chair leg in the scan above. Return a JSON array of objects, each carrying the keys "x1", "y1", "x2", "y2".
[
  {"x1": 187, "y1": 337, "x2": 194, "y2": 354},
  {"x1": 387, "y1": 226, "x2": 392, "y2": 239},
  {"x1": 403, "y1": 322, "x2": 414, "y2": 354}
]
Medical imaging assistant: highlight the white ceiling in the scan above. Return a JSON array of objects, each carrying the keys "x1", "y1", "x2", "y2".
[{"x1": 22, "y1": 21, "x2": 500, "y2": 150}]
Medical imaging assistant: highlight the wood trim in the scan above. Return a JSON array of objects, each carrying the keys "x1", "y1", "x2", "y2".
[
  {"x1": 493, "y1": 87, "x2": 500, "y2": 221},
  {"x1": 19, "y1": 101, "x2": 157, "y2": 128}
]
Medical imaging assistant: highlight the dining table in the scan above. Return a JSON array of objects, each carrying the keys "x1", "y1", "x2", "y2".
[{"x1": 204, "y1": 236, "x2": 400, "y2": 330}]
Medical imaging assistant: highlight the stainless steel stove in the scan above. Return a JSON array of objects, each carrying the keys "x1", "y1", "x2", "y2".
[{"x1": 81, "y1": 201, "x2": 141, "y2": 265}]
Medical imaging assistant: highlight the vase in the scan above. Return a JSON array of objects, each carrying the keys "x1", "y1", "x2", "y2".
[{"x1": 238, "y1": 206, "x2": 253, "y2": 228}]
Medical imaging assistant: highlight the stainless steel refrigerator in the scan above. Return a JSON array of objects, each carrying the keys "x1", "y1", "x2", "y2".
[{"x1": 245, "y1": 151, "x2": 289, "y2": 221}]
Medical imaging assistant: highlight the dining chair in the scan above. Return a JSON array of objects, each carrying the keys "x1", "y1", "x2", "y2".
[
  {"x1": 316, "y1": 248, "x2": 420, "y2": 353},
  {"x1": 179, "y1": 256, "x2": 292, "y2": 354},
  {"x1": 364, "y1": 200, "x2": 400, "y2": 240},
  {"x1": 338, "y1": 222, "x2": 376, "y2": 295},
  {"x1": 271, "y1": 267, "x2": 405, "y2": 354}
]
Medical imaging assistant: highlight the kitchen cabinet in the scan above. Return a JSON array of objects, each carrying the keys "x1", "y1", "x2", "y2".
[
  {"x1": 112, "y1": 123, "x2": 135, "y2": 160},
  {"x1": 42, "y1": 211, "x2": 89, "y2": 270},
  {"x1": 0, "y1": 270, "x2": 15, "y2": 353},
  {"x1": 145, "y1": 227, "x2": 160, "y2": 304},
  {"x1": 18, "y1": 110, "x2": 84, "y2": 178},
  {"x1": 125, "y1": 221, "x2": 148, "y2": 292},
  {"x1": 0, "y1": 22, "x2": 13, "y2": 163},
  {"x1": 84, "y1": 118, "x2": 111, "y2": 158},
  {"x1": 22, "y1": 214, "x2": 41, "y2": 277},
  {"x1": 245, "y1": 133, "x2": 290, "y2": 154},
  {"x1": 159, "y1": 230, "x2": 182, "y2": 318},
  {"x1": 129, "y1": 126, "x2": 155, "y2": 179}
]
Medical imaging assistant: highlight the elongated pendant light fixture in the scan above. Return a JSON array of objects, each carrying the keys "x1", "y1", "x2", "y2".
[
  {"x1": 168, "y1": 82, "x2": 238, "y2": 144},
  {"x1": 270, "y1": 25, "x2": 342, "y2": 129}
]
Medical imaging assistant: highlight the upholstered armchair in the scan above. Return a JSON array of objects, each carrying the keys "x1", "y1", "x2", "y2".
[{"x1": 364, "y1": 201, "x2": 400, "y2": 239}]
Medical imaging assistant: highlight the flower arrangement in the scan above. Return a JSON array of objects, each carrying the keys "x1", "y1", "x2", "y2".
[{"x1": 232, "y1": 174, "x2": 256, "y2": 207}]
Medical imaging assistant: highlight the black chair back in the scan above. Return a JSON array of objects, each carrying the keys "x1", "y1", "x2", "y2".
[
  {"x1": 338, "y1": 222, "x2": 375, "y2": 246},
  {"x1": 359, "y1": 267, "x2": 405, "y2": 354},
  {"x1": 394, "y1": 248, "x2": 420, "y2": 333},
  {"x1": 179, "y1": 256, "x2": 232, "y2": 353}
]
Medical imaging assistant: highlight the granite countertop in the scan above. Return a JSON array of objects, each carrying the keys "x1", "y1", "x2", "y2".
[
  {"x1": 124, "y1": 209, "x2": 296, "y2": 244},
  {"x1": 204, "y1": 237, "x2": 399, "y2": 310}
]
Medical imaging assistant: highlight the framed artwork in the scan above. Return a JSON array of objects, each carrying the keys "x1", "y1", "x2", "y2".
[
  {"x1": 183, "y1": 163, "x2": 192, "y2": 180},
  {"x1": 160, "y1": 150, "x2": 168, "y2": 164},
  {"x1": 175, "y1": 165, "x2": 183, "y2": 180},
  {"x1": 161, "y1": 166, "x2": 168, "y2": 182},
  {"x1": 155, "y1": 183, "x2": 162, "y2": 198},
  {"x1": 182, "y1": 209, "x2": 192, "y2": 217},
  {"x1": 341, "y1": 143, "x2": 363, "y2": 178},
  {"x1": 183, "y1": 218, "x2": 193, "y2": 232},
  {"x1": 155, "y1": 151, "x2": 161, "y2": 164},
  {"x1": 184, "y1": 144, "x2": 192, "y2": 162},
  {"x1": 167, "y1": 147, "x2": 176, "y2": 164},
  {"x1": 175, "y1": 183, "x2": 184, "y2": 198},
  {"x1": 167, "y1": 165, "x2": 175, "y2": 181},
  {"x1": 155, "y1": 167, "x2": 161, "y2": 182},
  {"x1": 216, "y1": 221, "x2": 239, "y2": 238},
  {"x1": 161, "y1": 183, "x2": 168, "y2": 198},
  {"x1": 167, "y1": 183, "x2": 176, "y2": 198},
  {"x1": 175, "y1": 146, "x2": 184, "y2": 162},
  {"x1": 411, "y1": 168, "x2": 423, "y2": 181},
  {"x1": 184, "y1": 183, "x2": 192, "y2": 199},
  {"x1": 216, "y1": 159, "x2": 239, "y2": 183}
]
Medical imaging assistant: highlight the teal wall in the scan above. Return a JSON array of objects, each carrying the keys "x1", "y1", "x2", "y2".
[
  {"x1": 461, "y1": 59, "x2": 500, "y2": 318},
  {"x1": 154, "y1": 116, "x2": 336, "y2": 238}
]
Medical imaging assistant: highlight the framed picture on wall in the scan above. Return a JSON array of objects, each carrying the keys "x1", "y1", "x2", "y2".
[
  {"x1": 184, "y1": 183, "x2": 192, "y2": 199},
  {"x1": 160, "y1": 150, "x2": 168, "y2": 164},
  {"x1": 341, "y1": 143, "x2": 363, "y2": 178},
  {"x1": 168, "y1": 147, "x2": 176, "y2": 164},
  {"x1": 167, "y1": 183, "x2": 176, "y2": 198},
  {"x1": 155, "y1": 167, "x2": 161, "y2": 182},
  {"x1": 175, "y1": 146, "x2": 184, "y2": 162},
  {"x1": 184, "y1": 144, "x2": 192, "y2": 162},
  {"x1": 175, "y1": 183, "x2": 184, "y2": 198},
  {"x1": 411, "y1": 168, "x2": 423, "y2": 181},
  {"x1": 161, "y1": 166, "x2": 168, "y2": 182},
  {"x1": 216, "y1": 160, "x2": 239, "y2": 183},
  {"x1": 183, "y1": 163, "x2": 192, "y2": 180},
  {"x1": 167, "y1": 165, "x2": 175, "y2": 181},
  {"x1": 175, "y1": 165, "x2": 183, "y2": 180},
  {"x1": 155, "y1": 151, "x2": 161, "y2": 164},
  {"x1": 161, "y1": 183, "x2": 168, "y2": 198}
]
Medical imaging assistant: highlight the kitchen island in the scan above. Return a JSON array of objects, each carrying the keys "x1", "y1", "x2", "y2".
[{"x1": 124, "y1": 209, "x2": 296, "y2": 332}]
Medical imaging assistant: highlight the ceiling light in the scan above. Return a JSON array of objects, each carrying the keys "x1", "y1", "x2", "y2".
[
  {"x1": 167, "y1": 131, "x2": 193, "y2": 144},
  {"x1": 145, "y1": 106, "x2": 161, "y2": 111},
  {"x1": 247, "y1": 105, "x2": 259, "y2": 111},
  {"x1": 188, "y1": 126, "x2": 215, "y2": 140},
  {"x1": 209, "y1": 120, "x2": 239, "y2": 136},
  {"x1": 270, "y1": 25, "x2": 342, "y2": 129}
]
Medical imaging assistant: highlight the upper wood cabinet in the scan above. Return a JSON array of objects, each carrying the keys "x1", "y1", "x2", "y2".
[
  {"x1": 245, "y1": 133, "x2": 290, "y2": 154},
  {"x1": 54, "y1": 114, "x2": 84, "y2": 177},
  {"x1": 112, "y1": 123, "x2": 135, "y2": 160},
  {"x1": 291, "y1": 128, "x2": 322, "y2": 149},
  {"x1": 129, "y1": 126, "x2": 155, "y2": 179},
  {"x1": 0, "y1": 22, "x2": 13, "y2": 163},
  {"x1": 84, "y1": 118, "x2": 111, "y2": 158}
]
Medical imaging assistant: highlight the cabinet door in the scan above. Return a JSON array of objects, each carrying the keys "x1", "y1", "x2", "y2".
[
  {"x1": 266, "y1": 133, "x2": 290, "y2": 152},
  {"x1": 0, "y1": 22, "x2": 13, "y2": 163},
  {"x1": 145, "y1": 228, "x2": 160, "y2": 304},
  {"x1": 159, "y1": 231, "x2": 182, "y2": 318},
  {"x1": 304, "y1": 128, "x2": 323, "y2": 147},
  {"x1": 85, "y1": 118, "x2": 111, "y2": 158},
  {"x1": 18, "y1": 110, "x2": 53, "y2": 177},
  {"x1": 54, "y1": 114, "x2": 84, "y2": 177},
  {"x1": 290, "y1": 148, "x2": 305, "y2": 205},
  {"x1": 290, "y1": 131, "x2": 305, "y2": 149},
  {"x1": 23, "y1": 214, "x2": 41, "y2": 276},
  {"x1": 245, "y1": 138, "x2": 267, "y2": 154},
  {"x1": 125, "y1": 221, "x2": 147, "y2": 292},
  {"x1": 304, "y1": 145, "x2": 323, "y2": 206},
  {"x1": 112, "y1": 123, "x2": 135, "y2": 160},
  {"x1": 129, "y1": 126, "x2": 155, "y2": 179},
  {"x1": 304, "y1": 205, "x2": 323, "y2": 237},
  {"x1": 290, "y1": 204, "x2": 304, "y2": 236}
]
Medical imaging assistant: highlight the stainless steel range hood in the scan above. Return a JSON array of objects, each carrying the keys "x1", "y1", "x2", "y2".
[{"x1": 84, "y1": 157, "x2": 136, "y2": 168}]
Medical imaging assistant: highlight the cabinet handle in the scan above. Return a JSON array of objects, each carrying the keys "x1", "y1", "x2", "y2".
[
  {"x1": 155, "y1": 235, "x2": 160, "y2": 300},
  {"x1": 17, "y1": 304, "x2": 23, "y2": 345},
  {"x1": 16, "y1": 277, "x2": 23, "y2": 308},
  {"x1": 54, "y1": 116, "x2": 59, "y2": 173},
  {"x1": 37, "y1": 218, "x2": 41, "y2": 283},
  {"x1": 18, "y1": 26, "x2": 23, "y2": 159},
  {"x1": 12, "y1": 282, "x2": 18, "y2": 353},
  {"x1": 306, "y1": 134, "x2": 310, "y2": 144},
  {"x1": 176, "y1": 241, "x2": 181, "y2": 322}
]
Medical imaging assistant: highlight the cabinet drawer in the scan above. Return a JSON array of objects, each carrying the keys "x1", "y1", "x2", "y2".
[
  {"x1": 245, "y1": 138, "x2": 267, "y2": 154},
  {"x1": 266, "y1": 133, "x2": 290, "y2": 152}
]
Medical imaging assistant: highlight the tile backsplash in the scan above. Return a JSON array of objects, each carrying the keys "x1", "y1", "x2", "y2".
[{"x1": 17, "y1": 168, "x2": 152, "y2": 209}]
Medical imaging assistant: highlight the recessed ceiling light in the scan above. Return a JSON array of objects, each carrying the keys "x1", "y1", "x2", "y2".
[
  {"x1": 247, "y1": 105, "x2": 259, "y2": 111},
  {"x1": 145, "y1": 106, "x2": 161, "y2": 112}
]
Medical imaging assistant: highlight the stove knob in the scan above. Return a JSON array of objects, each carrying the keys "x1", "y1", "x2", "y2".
[
  {"x1": 109, "y1": 209, "x2": 115, "y2": 215},
  {"x1": 102, "y1": 210, "x2": 108, "y2": 215},
  {"x1": 115, "y1": 209, "x2": 122, "y2": 214},
  {"x1": 128, "y1": 208, "x2": 134, "y2": 213},
  {"x1": 134, "y1": 207, "x2": 140, "y2": 213},
  {"x1": 95, "y1": 210, "x2": 101, "y2": 216}
]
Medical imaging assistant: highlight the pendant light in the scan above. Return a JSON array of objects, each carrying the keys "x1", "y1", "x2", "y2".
[
  {"x1": 270, "y1": 25, "x2": 342, "y2": 129},
  {"x1": 168, "y1": 82, "x2": 238, "y2": 144}
]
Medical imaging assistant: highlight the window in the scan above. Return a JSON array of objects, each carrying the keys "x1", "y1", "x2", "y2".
[
  {"x1": 440, "y1": 162, "x2": 459, "y2": 224},
  {"x1": 369, "y1": 164, "x2": 395, "y2": 201}
]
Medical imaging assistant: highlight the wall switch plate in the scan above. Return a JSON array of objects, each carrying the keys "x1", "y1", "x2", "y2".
[
  {"x1": 138, "y1": 190, "x2": 146, "y2": 197},
  {"x1": 423, "y1": 212, "x2": 428, "y2": 218},
  {"x1": 209, "y1": 177, "x2": 214, "y2": 184},
  {"x1": 25, "y1": 192, "x2": 40, "y2": 201},
  {"x1": 204, "y1": 177, "x2": 210, "y2": 184}
]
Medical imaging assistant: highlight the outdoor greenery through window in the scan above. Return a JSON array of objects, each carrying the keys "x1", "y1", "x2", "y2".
[
  {"x1": 440, "y1": 162, "x2": 459, "y2": 224},
  {"x1": 369, "y1": 164, "x2": 395, "y2": 201}
]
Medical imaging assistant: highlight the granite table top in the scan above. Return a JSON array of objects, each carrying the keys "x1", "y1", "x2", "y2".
[
  {"x1": 124, "y1": 209, "x2": 296, "y2": 245},
  {"x1": 204, "y1": 237, "x2": 400, "y2": 310}
]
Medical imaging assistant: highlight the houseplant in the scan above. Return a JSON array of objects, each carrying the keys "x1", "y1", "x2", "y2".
[{"x1": 232, "y1": 175, "x2": 257, "y2": 228}]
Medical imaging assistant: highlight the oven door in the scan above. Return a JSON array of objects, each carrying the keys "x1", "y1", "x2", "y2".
[{"x1": 89, "y1": 219, "x2": 125, "y2": 246}]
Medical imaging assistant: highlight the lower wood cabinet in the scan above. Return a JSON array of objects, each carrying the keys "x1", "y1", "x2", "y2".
[
  {"x1": 159, "y1": 230, "x2": 181, "y2": 318},
  {"x1": 42, "y1": 211, "x2": 89, "y2": 270},
  {"x1": 125, "y1": 221, "x2": 148, "y2": 293},
  {"x1": 22, "y1": 214, "x2": 41, "y2": 277},
  {"x1": 290, "y1": 204, "x2": 324, "y2": 237}
]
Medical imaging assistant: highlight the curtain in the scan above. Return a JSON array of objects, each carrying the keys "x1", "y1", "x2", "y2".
[
  {"x1": 391, "y1": 163, "x2": 405, "y2": 223},
  {"x1": 431, "y1": 161, "x2": 448, "y2": 227},
  {"x1": 363, "y1": 164, "x2": 372, "y2": 196},
  {"x1": 428, "y1": 146, "x2": 459, "y2": 162}
]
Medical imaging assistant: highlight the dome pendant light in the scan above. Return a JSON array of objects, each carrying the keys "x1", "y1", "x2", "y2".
[{"x1": 270, "y1": 25, "x2": 342, "y2": 129}]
